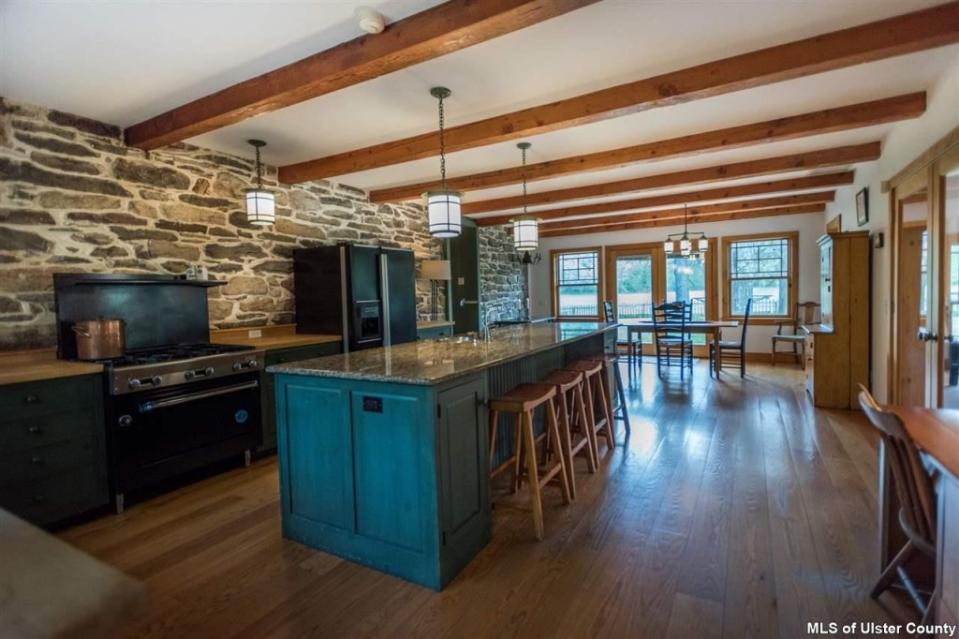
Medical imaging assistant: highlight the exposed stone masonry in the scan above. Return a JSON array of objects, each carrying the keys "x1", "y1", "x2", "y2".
[
  {"x1": 479, "y1": 226, "x2": 529, "y2": 322},
  {"x1": 0, "y1": 97, "x2": 451, "y2": 349}
]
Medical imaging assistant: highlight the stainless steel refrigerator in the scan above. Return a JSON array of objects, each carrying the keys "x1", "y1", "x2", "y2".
[{"x1": 293, "y1": 244, "x2": 417, "y2": 351}]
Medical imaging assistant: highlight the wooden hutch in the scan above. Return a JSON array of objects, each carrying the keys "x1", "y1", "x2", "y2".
[{"x1": 803, "y1": 231, "x2": 870, "y2": 409}]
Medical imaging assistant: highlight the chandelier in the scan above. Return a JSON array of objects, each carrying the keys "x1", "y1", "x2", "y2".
[
  {"x1": 664, "y1": 204, "x2": 708, "y2": 258},
  {"x1": 510, "y1": 142, "x2": 539, "y2": 252}
]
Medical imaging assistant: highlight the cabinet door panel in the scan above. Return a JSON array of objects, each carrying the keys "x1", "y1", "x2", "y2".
[
  {"x1": 282, "y1": 383, "x2": 354, "y2": 531},
  {"x1": 351, "y1": 392, "x2": 425, "y2": 552},
  {"x1": 438, "y1": 378, "x2": 488, "y2": 542}
]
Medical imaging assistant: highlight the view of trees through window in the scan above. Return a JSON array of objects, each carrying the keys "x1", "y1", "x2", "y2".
[
  {"x1": 728, "y1": 237, "x2": 791, "y2": 316},
  {"x1": 556, "y1": 251, "x2": 599, "y2": 317}
]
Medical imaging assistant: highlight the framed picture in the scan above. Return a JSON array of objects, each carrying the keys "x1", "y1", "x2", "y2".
[{"x1": 856, "y1": 187, "x2": 869, "y2": 227}]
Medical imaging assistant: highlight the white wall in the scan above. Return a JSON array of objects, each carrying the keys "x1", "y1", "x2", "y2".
[
  {"x1": 824, "y1": 61, "x2": 959, "y2": 402},
  {"x1": 530, "y1": 211, "x2": 826, "y2": 354}
]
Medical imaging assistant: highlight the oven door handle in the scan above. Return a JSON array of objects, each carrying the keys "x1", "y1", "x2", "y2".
[{"x1": 138, "y1": 380, "x2": 260, "y2": 413}]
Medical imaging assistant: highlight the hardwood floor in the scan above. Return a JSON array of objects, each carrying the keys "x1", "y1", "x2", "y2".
[{"x1": 60, "y1": 362, "x2": 911, "y2": 638}]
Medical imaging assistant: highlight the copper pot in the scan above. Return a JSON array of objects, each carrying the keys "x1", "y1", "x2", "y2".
[{"x1": 72, "y1": 319, "x2": 125, "y2": 360}]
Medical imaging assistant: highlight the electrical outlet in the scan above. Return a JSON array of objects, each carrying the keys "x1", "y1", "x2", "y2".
[{"x1": 248, "y1": 329, "x2": 263, "y2": 339}]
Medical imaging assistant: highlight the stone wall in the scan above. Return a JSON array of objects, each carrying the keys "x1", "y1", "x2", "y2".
[
  {"x1": 478, "y1": 225, "x2": 528, "y2": 323},
  {"x1": 0, "y1": 97, "x2": 443, "y2": 349}
]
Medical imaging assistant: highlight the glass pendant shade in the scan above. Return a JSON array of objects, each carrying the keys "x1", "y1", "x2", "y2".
[
  {"x1": 425, "y1": 190, "x2": 462, "y2": 238},
  {"x1": 680, "y1": 238, "x2": 691, "y2": 256},
  {"x1": 512, "y1": 217, "x2": 539, "y2": 251},
  {"x1": 245, "y1": 189, "x2": 275, "y2": 225},
  {"x1": 697, "y1": 238, "x2": 709, "y2": 252},
  {"x1": 664, "y1": 240, "x2": 674, "y2": 254}
]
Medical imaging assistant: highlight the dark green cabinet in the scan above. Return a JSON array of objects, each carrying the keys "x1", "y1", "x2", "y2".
[
  {"x1": 418, "y1": 323, "x2": 454, "y2": 340},
  {"x1": 0, "y1": 375, "x2": 107, "y2": 527},
  {"x1": 260, "y1": 342, "x2": 341, "y2": 453}
]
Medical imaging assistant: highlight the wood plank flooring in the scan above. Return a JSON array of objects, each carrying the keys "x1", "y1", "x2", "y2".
[{"x1": 60, "y1": 362, "x2": 912, "y2": 638}]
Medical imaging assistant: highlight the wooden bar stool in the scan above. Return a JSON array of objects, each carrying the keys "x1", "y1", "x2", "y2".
[
  {"x1": 488, "y1": 383, "x2": 572, "y2": 540},
  {"x1": 541, "y1": 369, "x2": 597, "y2": 500},
  {"x1": 590, "y1": 354, "x2": 630, "y2": 437},
  {"x1": 564, "y1": 359, "x2": 615, "y2": 452}
]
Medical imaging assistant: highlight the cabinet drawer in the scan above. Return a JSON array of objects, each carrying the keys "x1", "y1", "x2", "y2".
[
  {"x1": 0, "y1": 409, "x2": 99, "y2": 454},
  {"x1": 0, "y1": 376, "x2": 96, "y2": 419},
  {"x1": 0, "y1": 441, "x2": 97, "y2": 488},
  {"x1": 0, "y1": 464, "x2": 107, "y2": 527}
]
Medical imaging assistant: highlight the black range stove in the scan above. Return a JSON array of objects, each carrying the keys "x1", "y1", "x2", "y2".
[{"x1": 54, "y1": 273, "x2": 265, "y2": 513}]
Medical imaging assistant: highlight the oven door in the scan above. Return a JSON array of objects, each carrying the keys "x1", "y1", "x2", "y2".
[{"x1": 111, "y1": 373, "x2": 262, "y2": 493}]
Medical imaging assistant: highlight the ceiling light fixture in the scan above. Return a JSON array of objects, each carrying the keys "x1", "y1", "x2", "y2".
[
  {"x1": 245, "y1": 139, "x2": 275, "y2": 226},
  {"x1": 511, "y1": 141, "x2": 540, "y2": 253},
  {"x1": 424, "y1": 87, "x2": 462, "y2": 239},
  {"x1": 355, "y1": 7, "x2": 386, "y2": 34},
  {"x1": 663, "y1": 204, "x2": 708, "y2": 258}
]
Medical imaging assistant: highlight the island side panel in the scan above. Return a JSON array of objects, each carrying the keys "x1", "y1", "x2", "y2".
[
  {"x1": 435, "y1": 374, "x2": 491, "y2": 586},
  {"x1": 274, "y1": 373, "x2": 442, "y2": 589}
]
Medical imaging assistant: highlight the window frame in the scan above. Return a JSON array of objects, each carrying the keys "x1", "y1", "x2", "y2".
[
  {"x1": 721, "y1": 231, "x2": 798, "y2": 324},
  {"x1": 550, "y1": 247, "x2": 604, "y2": 320}
]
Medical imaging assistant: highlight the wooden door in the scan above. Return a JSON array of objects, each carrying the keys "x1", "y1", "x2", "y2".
[
  {"x1": 897, "y1": 223, "x2": 929, "y2": 406},
  {"x1": 936, "y1": 146, "x2": 959, "y2": 407}
]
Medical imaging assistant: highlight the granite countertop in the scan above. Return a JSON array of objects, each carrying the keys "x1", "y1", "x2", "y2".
[
  {"x1": 0, "y1": 349, "x2": 103, "y2": 386},
  {"x1": 268, "y1": 322, "x2": 618, "y2": 385}
]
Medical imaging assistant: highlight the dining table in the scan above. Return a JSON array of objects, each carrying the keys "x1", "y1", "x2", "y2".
[
  {"x1": 620, "y1": 319, "x2": 740, "y2": 377},
  {"x1": 878, "y1": 406, "x2": 959, "y2": 632}
]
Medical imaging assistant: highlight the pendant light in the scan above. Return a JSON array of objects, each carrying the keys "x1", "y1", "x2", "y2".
[
  {"x1": 424, "y1": 87, "x2": 462, "y2": 238},
  {"x1": 663, "y1": 204, "x2": 709, "y2": 258},
  {"x1": 511, "y1": 142, "x2": 540, "y2": 252},
  {"x1": 245, "y1": 139, "x2": 275, "y2": 226}
]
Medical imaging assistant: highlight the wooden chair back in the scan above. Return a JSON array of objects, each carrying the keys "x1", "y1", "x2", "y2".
[
  {"x1": 857, "y1": 385, "x2": 937, "y2": 547},
  {"x1": 653, "y1": 301, "x2": 687, "y2": 342},
  {"x1": 603, "y1": 300, "x2": 616, "y2": 323},
  {"x1": 797, "y1": 301, "x2": 821, "y2": 325}
]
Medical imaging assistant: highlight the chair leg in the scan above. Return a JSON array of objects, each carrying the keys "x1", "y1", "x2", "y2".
[
  {"x1": 575, "y1": 382, "x2": 598, "y2": 470},
  {"x1": 521, "y1": 410, "x2": 545, "y2": 540},
  {"x1": 871, "y1": 541, "x2": 915, "y2": 599},
  {"x1": 613, "y1": 361, "x2": 630, "y2": 436},
  {"x1": 594, "y1": 373, "x2": 615, "y2": 449},
  {"x1": 553, "y1": 395, "x2": 576, "y2": 500},
  {"x1": 511, "y1": 412, "x2": 523, "y2": 493},
  {"x1": 546, "y1": 398, "x2": 572, "y2": 505},
  {"x1": 488, "y1": 409, "x2": 499, "y2": 475},
  {"x1": 740, "y1": 348, "x2": 745, "y2": 378},
  {"x1": 921, "y1": 585, "x2": 939, "y2": 625}
]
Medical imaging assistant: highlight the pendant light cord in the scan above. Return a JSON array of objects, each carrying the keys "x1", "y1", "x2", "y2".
[
  {"x1": 255, "y1": 144, "x2": 263, "y2": 190},
  {"x1": 521, "y1": 145, "x2": 528, "y2": 216},
  {"x1": 438, "y1": 94, "x2": 447, "y2": 190}
]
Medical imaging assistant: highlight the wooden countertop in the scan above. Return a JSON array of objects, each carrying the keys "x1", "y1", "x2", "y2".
[
  {"x1": 0, "y1": 349, "x2": 103, "y2": 386},
  {"x1": 209, "y1": 324, "x2": 340, "y2": 351},
  {"x1": 269, "y1": 322, "x2": 618, "y2": 385},
  {"x1": 887, "y1": 406, "x2": 959, "y2": 478},
  {"x1": 0, "y1": 508, "x2": 143, "y2": 637}
]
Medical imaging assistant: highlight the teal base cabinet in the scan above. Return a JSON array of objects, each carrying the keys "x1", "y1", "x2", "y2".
[
  {"x1": 0, "y1": 375, "x2": 108, "y2": 528},
  {"x1": 260, "y1": 342, "x2": 341, "y2": 453},
  {"x1": 274, "y1": 373, "x2": 490, "y2": 590},
  {"x1": 417, "y1": 323, "x2": 454, "y2": 340}
]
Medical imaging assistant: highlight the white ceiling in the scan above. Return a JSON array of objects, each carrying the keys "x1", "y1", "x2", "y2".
[{"x1": 2, "y1": 0, "x2": 956, "y2": 215}]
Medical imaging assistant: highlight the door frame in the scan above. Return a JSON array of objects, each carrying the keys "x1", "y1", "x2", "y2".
[
  {"x1": 887, "y1": 127, "x2": 959, "y2": 406},
  {"x1": 604, "y1": 239, "x2": 718, "y2": 356}
]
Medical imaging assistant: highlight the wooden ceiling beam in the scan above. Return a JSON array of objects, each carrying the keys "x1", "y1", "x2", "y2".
[
  {"x1": 369, "y1": 93, "x2": 923, "y2": 202},
  {"x1": 537, "y1": 191, "x2": 835, "y2": 231},
  {"x1": 124, "y1": 0, "x2": 599, "y2": 150},
  {"x1": 474, "y1": 172, "x2": 851, "y2": 225},
  {"x1": 463, "y1": 142, "x2": 878, "y2": 213},
  {"x1": 540, "y1": 204, "x2": 827, "y2": 237},
  {"x1": 281, "y1": 1, "x2": 959, "y2": 182}
]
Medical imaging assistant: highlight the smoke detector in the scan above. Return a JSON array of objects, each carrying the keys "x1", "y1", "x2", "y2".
[{"x1": 355, "y1": 7, "x2": 386, "y2": 34}]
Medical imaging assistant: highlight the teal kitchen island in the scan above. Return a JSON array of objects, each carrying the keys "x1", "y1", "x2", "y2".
[{"x1": 268, "y1": 321, "x2": 618, "y2": 590}]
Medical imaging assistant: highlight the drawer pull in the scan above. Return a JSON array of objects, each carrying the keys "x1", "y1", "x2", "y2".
[
  {"x1": 32, "y1": 494, "x2": 46, "y2": 504},
  {"x1": 27, "y1": 426, "x2": 42, "y2": 435},
  {"x1": 24, "y1": 394, "x2": 40, "y2": 404},
  {"x1": 30, "y1": 455, "x2": 43, "y2": 465}
]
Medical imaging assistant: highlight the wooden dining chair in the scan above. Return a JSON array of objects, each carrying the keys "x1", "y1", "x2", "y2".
[
  {"x1": 709, "y1": 298, "x2": 751, "y2": 378},
  {"x1": 772, "y1": 301, "x2": 820, "y2": 367},
  {"x1": 858, "y1": 385, "x2": 938, "y2": 623},
  {"x1": 652, "y1": 301, "x2": 692, "y2": 379}
]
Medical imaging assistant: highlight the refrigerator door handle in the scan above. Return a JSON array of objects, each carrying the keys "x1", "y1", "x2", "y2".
[
  {"x1": 340, "y1": 246, "x2": 349, "y2": 353},
  {"x1": 380, "y1": 252, "x2": 392, "y2": 347}
]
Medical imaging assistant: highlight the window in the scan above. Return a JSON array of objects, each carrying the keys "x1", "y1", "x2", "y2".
[
  {"x1": 552, "y1": 249, "x2": 601, "y2": 318},
  {"x1": 723, "y1": 233, "x2": 797, "y2": 320}
]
